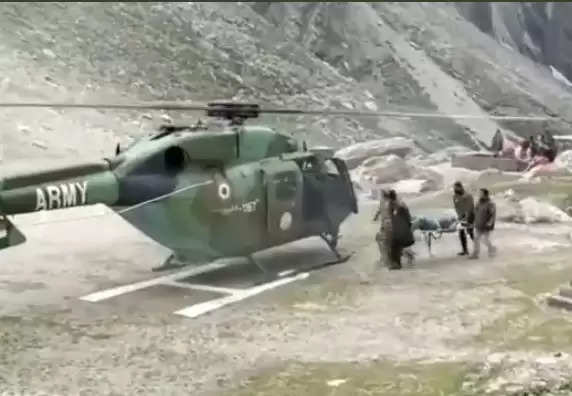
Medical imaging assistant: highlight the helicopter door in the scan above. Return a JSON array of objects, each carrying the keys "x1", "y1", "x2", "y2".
[
  {"x1": 263, "y1": 160, "x2": 303, "y2": 242},
  {"x1": 331, "y1": 158, "x2": 358, "y2": 214}
]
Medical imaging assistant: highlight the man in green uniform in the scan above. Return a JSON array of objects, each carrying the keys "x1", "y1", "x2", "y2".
[
  {"x1": 469, "y1": 188, "x2": 497, "y2": 259},
  {"x1": 373, "y1": 189, "x2": 414, "y2": 270},
  {"x1": 373, "y1": 190, "x2": 393, "y2": 269},
  {"x1": 453, "y1": 181, "x2": 475, "y2": 256}
]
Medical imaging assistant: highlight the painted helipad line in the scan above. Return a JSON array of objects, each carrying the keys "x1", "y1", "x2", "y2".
[
  {"x1": 174, "y1": 272, "x2": 310, "y2": 319},
  {"x1": 163, "y1": 280, "x2": 240, "y2": 295},
  {"x1": 79, "y1": 260, "x2": 234, "y2": 303}
]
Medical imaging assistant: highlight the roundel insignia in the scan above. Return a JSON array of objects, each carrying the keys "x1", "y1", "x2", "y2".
[
  {"x1": 279, "y1": 211, "x2": 293, "y2": 231},
  {"x1": 218, "y1": 183, "x2": 231, "y2": 200}
]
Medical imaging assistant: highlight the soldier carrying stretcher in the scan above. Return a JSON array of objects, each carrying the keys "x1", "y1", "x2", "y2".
[{"x1": 373, "y1": 189, "x2": 414, "y2": 270}]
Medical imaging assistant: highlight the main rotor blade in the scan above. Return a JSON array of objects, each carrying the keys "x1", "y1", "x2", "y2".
[{"x1": 0, "y1": 101, "x2": 553, "y2": 121}]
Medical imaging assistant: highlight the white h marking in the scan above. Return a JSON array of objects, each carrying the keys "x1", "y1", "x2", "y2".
[
  {"x1": 174, "y1": 273, "x2": 309, "y2": 319},
  {"x1": 79, "y1": 261, "x2": 310, "y2": 319}
]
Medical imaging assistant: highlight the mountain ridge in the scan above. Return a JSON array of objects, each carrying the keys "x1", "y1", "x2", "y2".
[{"x1": 0, "y1": 2, "x2": 571, "y2": 164}]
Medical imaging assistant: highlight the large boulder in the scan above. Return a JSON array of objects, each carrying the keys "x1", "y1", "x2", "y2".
[
  {"x1": 411, "y1": 145, "x2": 473, "y2": 167},
  {"x1": 411, "y1": 166, "x2": 444, "y2": 191},
  {"x1": 359, "y1": 154, "x2": 411, "y2": 184},
  {"x1": 351, "y1": 155, "x2": 445, "y2": 197},
  {"x1": 554, "y1": 150, "x2": 572, "y2": 171},
  {"x1": 335, "y1": 137, "x2": 417, "y2": 169},
  {"x1": 427, "y1": 163, "x2": 483, "y2": 190},
  {"x1": 496, "y1": 194, "x2": 572, "y2": 224},
  {"x1": 521, "y1": 162, "x2": 572, "y2": 180},
  {"x1": 519, "y1": 197, "x2": 572, "y2": 224},
  {"x1": 392, "y1": 179, "x2": 435, "y2": 195}
]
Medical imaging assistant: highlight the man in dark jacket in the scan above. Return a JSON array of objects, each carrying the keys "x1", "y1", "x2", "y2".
[
  {"x1": 387, "y1": 190, "x2": 414, "y2": 269},
  {"x1": 469, "y1": 188, "x2": 497, "y2": 259},
  {"x1": 453, "y1": 181, "x2": 475, "y2": 256},
  {"x1": 373, "y1": 189, "x2": 414, "y2": 270}
]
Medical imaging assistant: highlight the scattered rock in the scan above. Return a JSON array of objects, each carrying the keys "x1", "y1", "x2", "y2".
[
  {"x1": 487, "y1": 353, "x2": 506, "y2": 364},
  {"x1": 497, "y1": 197, "x2": 572, "y2": 224},
  {"x1": 364, "y1": 100, "x2": 378, "y2": 111},
  {"x1": 17, "y1": 125, "x2": 31, "y2": 134},
  {"x1": 536, "y1": 356, "x2": 559, "y2": 365},
  {"x1": 326, "y1": 379, "x2": 348, "y2": 387},
  {"x1": 522, "y1": 163, "x2": 571, "y2": 179},
  {"x1": 392, "y1": 179, "x2": 431, "y2": 194},
  {"x1": 555, "y1": 150, "x2": 572, "y2": 171},
  {"x1": 32, "y1": 140, "x2": 48, "y2": 150},
  {"x1": 160, "y1": 114, "x2": 173, "y2": 124},
  {"x1": 42, "y1": 48, "x2": 57, "y2": 59},
  {"x1": 519, "y1": 197, "x2": 572, "y2": 224}
]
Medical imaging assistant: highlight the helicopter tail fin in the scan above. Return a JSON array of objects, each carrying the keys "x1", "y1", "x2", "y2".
[{"x1": 0, "y1": 215, "x2": 26, "y2": 250}]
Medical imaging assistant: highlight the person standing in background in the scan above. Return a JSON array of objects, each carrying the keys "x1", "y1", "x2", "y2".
[
  {"x1": 470, "y1": 188, "x2": 497, "y2": 259},
  {"x1": 452, "y1": 181, "x2": 475, "y2": 256},
  {"x1": 373, "y1": 190, "x2": 393, "y2": 270}
]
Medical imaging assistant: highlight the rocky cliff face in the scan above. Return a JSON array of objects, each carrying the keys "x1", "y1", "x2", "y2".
[
  {"x1": 1, "y1": 2, "x2": 572, "y2": 164},
  {"x1": 456, "y1": 2, "x2": 572, "y2": 83}
]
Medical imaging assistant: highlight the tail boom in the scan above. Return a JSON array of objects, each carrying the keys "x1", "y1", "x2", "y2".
[{"x1": 0, "y1": 161, "x2": 120, "y2": 216}]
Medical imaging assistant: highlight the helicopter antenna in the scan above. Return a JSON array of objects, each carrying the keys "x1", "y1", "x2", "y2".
[{"x1": 0, "y1": 100, "x2": 555, "y2": 121}]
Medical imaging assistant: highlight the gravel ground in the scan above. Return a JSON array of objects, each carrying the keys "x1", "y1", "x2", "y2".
[{"x1": 3, "y1": 194, "x2": 572, "y2": 395}]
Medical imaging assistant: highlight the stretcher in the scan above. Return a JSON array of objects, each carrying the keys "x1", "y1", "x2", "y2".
[{"x1": 411, "y1": 214, "x2": 468, "y2": 256}]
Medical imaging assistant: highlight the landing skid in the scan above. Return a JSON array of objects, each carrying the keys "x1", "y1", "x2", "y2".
[
  {"x1": 303, "y1": 232, "x2": 352, "y2": 271},
  {"x1": 153, "y1": 232, "x2": 353, "y2": 279},
  {"x1": 249, "y1": 233, "x2": 352, "y2": 284},
  {"x1": 152, "y1": 254, "x2": 189, "y2": 272}
]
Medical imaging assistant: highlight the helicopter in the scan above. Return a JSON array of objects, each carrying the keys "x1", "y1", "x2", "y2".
[
  {"x1": 0, "y1": 100, "x2": 553, "y2": 277},
  {"x1": 0, "y1": 101, "x2": 362, "y2": 276}
]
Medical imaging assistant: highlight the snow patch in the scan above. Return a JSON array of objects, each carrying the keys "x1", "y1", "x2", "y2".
[{"x1": 550, "y1": 65, "x2": 572, "y2": 88}]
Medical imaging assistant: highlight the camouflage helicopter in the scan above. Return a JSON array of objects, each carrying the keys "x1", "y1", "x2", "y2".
[
  {"x1": 0, "y1": 101, "x2": 363, "y2": 275},
  {"x1": 0, "y1": 100, "x2": 552, "y2": 276}
]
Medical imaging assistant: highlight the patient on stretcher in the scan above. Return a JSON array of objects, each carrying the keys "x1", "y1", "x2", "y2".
[
  {"x1": 406, "y1": 213, "x2": 464, "y2": 259},
  {"x1": 411, "y1": 213, "x2": 459, "y2": 233}
]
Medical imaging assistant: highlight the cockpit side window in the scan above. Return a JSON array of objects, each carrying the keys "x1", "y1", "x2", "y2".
[
  {"x1": 126, "y1": 146, "x2": 187, "y2": 176},
  {"x1": 324, "y1": 159, "x2": 340, "y2": 176}
]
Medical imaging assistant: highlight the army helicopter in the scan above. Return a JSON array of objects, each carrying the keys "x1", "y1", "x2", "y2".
[
  {"x1": 0, "y1": 100, "x2": 553, "y2": 276},
  {"x1": 0, "y1": 101, "x2": 364, "y2": 275}
]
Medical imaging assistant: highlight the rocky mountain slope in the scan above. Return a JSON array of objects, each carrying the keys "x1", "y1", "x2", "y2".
[
  {"x1": 456, "y1": 2, "x2": 572, "y2": 83},
  {"x1": 1, "y1": 2, "x2": 572, "y2": 164}
]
